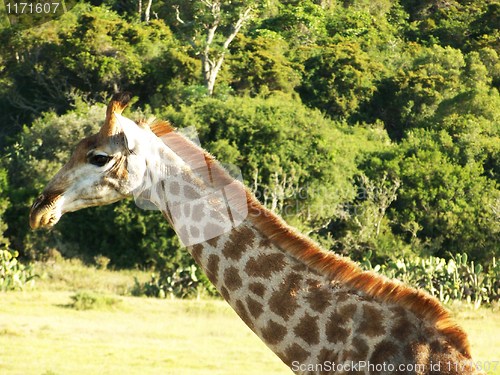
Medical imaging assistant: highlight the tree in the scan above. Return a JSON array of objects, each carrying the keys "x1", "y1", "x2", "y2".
[
  {"x1": 257, "y1": 0, "x2": 327, "y2": 47},
  {"x1": 374, "y1": 129, "x2": 499, "y2": 262},
  {"x1": 227, "y1": 33, "x2": 301, "y2": 96},
  {"x1": 319, "y1": 173, "x2": 404, "y2": 262},
  {"x1": 367, "y1": 44, "x2": 466, "y2": 139},
  {"x1": 172, "y1": 0, "x2": 255, "y2": 95},
  {"x1": 299, "y1": 41, "x2": 384, "y2": 120}
]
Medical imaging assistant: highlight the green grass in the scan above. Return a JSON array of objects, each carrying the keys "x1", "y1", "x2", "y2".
[
  {"x1": 0, "y1": 291, "x2": 289, "y2": 375},
  {"x1": 34, "y1": 259, "x2": 151, "y2": 295},
  {"x1": 0, "y1": 261, "x2": 498, "y2": 374}
]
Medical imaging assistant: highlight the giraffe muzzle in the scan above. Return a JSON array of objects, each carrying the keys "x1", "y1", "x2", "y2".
[{"x1": 29, "y1": 192, "x2": 64, "y2": 229}]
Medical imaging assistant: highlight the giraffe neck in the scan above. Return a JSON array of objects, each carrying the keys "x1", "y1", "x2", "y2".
[
  {"x1": 187, "y1": 219, "x2": 336, "y2": 367},
  {"x1": 142, "y1": 129, "x2": 345, "y2": 363},
  {"x1": 140, "y1": 127, "x2": 481, "y2": 374}
]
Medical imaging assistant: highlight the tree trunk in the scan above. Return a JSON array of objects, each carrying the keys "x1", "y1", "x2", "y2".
[
  {"x1": 174, "y1": 1, "x2": 252, "y2": 95},
  {"x1": 144, "y1": 0, "x2": 153, "y2": 22}
]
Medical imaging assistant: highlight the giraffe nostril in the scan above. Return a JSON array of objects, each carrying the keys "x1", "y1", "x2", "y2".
[{"x1": 32, "y1": 194, "x2": 45, "y2": 210}]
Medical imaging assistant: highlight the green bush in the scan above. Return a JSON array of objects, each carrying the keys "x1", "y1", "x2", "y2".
[
  {"x1": 68, "y1": 291, "x2": 121, "y2": 310},
  {"x1": 0, "y1": 249, "x2": 36, "y2": 291},
  {"x1": 362, "y1": 251, "x2": 499, "y2": 308},
  {"x1": 133, "y1": 250, "x2": 498, "y2": 307},
  {"x1": 132, "y1": 264, "x2": 217, "y2": 299}
]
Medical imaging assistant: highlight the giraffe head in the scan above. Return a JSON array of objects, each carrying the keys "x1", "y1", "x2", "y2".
[
  {"x1": 29, "y1": 93, "x2": 248, "y2": 245},
  {"x1": 29, "y1": 93, "x2": 162, "y2": 229}
]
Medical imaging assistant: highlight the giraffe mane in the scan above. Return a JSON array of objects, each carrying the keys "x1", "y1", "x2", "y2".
[
  {"x1": 146, "y1": 118, "x2": 472, "y2": 358},
  {"x1": 247, "y1": 202, "x2": 472, "y2": 358},
  {"x1": 148, "y1": 119, "x2": 175, "y2": 136}
]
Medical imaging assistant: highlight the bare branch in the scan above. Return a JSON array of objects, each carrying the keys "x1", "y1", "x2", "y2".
[
  {"x1": 177, "y1": 1, "x2": 253, "y2": 95},
  {"x1": 173, "y1": 5, "x2": 197, "y2": 50},
  {"x1": 144, "y1": 0, "x2": 153, "y2": 22},
  {"x1": 222, "y1": 6, "x2": 252, "y2": 50},
  {"x1": 199, "y1": 0, "x2": 213, "y2": 8},
  {"x1": 173, "y1": 5, "x2": 185, "y2": 25}
]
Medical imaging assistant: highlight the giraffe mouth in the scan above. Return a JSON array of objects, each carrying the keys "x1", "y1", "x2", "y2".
[{"x1": 29, "y1": 193, "x2": 64, "y2": 229}]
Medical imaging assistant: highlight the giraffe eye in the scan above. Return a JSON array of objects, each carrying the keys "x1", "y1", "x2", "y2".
[{"x1": 88, "y1": 153, "x2": 111, "y2": 167}]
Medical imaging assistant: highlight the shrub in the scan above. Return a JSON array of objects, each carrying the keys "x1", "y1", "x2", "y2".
[
  {"x1": 132, "y1": 264, "x2": 217, "y2": 299},
  {"x1": 68, "y1": 291, "x2": 121, "y2": 310},
  {"x1": 362, "y1": 251, "x2": 499, "y2": 308},
  {"x1": 0, "y1": 249, "x2": 36, "y2": 291},
  {"x1": 93, "y1": 255, "x2": 111, "y2": 270}
]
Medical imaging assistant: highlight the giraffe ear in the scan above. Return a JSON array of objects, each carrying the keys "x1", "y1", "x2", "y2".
[
  {"x1": 100, "y1": 92, "x2": 131, "y2": 137},
  {"x1": 113, "y1": 113, "x2": 142, "y2": 152}
]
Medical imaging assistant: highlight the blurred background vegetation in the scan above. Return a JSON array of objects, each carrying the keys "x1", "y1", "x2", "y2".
[{"x1": 0, "y1": 0, "x2": 498, "y2": 303}]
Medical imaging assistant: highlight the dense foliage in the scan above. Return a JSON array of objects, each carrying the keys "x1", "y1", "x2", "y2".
[{"x1": 0, "y1": 0, "x2": 498, "y2": 301}]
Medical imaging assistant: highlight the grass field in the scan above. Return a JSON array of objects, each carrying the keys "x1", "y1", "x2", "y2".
[{"x1": 0, "y1": 261, "x2": 499, "y2": 375}]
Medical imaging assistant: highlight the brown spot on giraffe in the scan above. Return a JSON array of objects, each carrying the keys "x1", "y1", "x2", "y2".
[
  {"x1": 209, "y1": 209, "x2": 226, "y2": 221},
  {"x1": 191, "y1": 203, "x2": 205, "y2": 222},
  {"x1": 177, "y1": 225, "x2": 189, "y2": 244},
  {"x1": 219, "y1": 286, "x2": 230, "y2": 301},
  {"x1": 222, "y1": 226, "x2": 255, "y2": 261},
  {"x1": 430, "y1": 339, "x2": 443, "y2": 353},
  {"x1": 259, "y1": 237, "x2": 272, "y2": 248},
  {"x1": 391, "y1": 310, "x2": 414, "y2": 342},
  {"x1": 205, "y1": 254, "x2": 220, "y2": 285},
  {"x1": 224, "y1": 266, "x2": 242, "y2": 291},
  {"x1": 261, "y1": 320, "x2": 287, "y2": 345},
  {"x1": 316, "y1": 349, "x2": 340, "y2": 375},
  {"x1": 332, "y1": 303, "x2": 357, "y2": 326},
  {"x1": 248, "y1": 282, "x2": 266, "y2": 298},
  {"x1": 359, "y1": 304, "x2": 385, "y2": 337},
  {"x1": 342, "y1": 337, "x2": 369, "y2": 362},
  {"x1": 206, "y1": 236, "x2": 219, "y2": 247},
  {"x1": 281, "y1": 343, "x2": 309, "y2": 367},
  {"x1": 325, "y1": 304, "x2": 357, "y2": 343},
  {"x1": 183, "y1": 185, "x2": 199, "y2": 199},
  {"x1": 246, "y1": 296, "x2": 264, "y2": 319},
  {"x1": 291, "y1": 261, "x2": 310, "y2": 273},
  {"x1": 293, "y1": 312, "x2": 320, "y2": 345},
  {"x1": 335, "y1": 291, "x2": 351, "y2": 303},
  {"x1": 190, "y1": 244, "x2": 203, "y2": 265},
  {"x1": 169, "y1": 181, "x2": 180, "y2": 195},
  {"x1": 325, "y1": 323, "x2": 350, "y2": 345},
  {"x1": 370, "y1": 340, "x2": 399, "y2": 368},
  {"x1": 269, "y1": 273, "x2": 302, "y2": 321},
  {"x1": 235, "y1": 300, "x2": 255, "y2": 332},
  {"x1": 305, "y1": 280, "x2": 332, "y2": 313},
  {"x1": 245, "y1": 253, "x2": 286, "y2": 279},
  {"x1": 190, "y1": 225, "x2": 200, "y2": 238}
]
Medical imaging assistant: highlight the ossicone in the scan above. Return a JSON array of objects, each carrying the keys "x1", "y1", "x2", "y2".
[{"x1": 101, "y1": 92, "x2": 132, "y2": 137}]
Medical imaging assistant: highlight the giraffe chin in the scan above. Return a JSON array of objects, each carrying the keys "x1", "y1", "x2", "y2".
[
  {"x1": 29, "y1": 208, "x2": 62, "y2": 230},
  {"x1": 29, "y1": 210, "x2": 62, "y2": 229},
  {"x1": 29, "y1": 195, "x2": 64, "y2": 230}
]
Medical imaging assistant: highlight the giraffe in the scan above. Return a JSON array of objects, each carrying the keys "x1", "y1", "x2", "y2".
[{"x1": 29, "y1": 93, "x2": 485, "y2": 375}]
